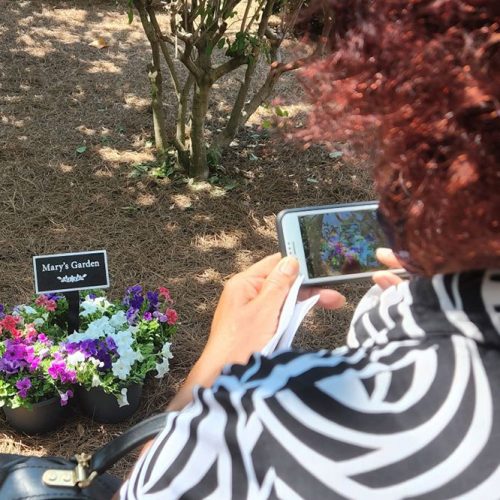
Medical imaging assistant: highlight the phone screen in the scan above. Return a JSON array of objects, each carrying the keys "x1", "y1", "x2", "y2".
[{"x1": 298, "y1": 208, "x2": 389, "y2": 279}]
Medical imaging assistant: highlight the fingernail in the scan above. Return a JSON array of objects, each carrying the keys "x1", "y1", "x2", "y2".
[
  {"x1": 378, "y1": 277, "x2": 394, "y2": 289},
  {"x1": 376, "y1": 247, "x2": 391, "y2": 257},
  {"x1": 278, "y1": 256, "x2": 298, "y2": 276}
]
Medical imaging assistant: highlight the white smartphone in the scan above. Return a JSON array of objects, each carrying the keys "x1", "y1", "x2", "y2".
[{"x1": 276, "y1": 201, "x2": 406, "y2": 285}]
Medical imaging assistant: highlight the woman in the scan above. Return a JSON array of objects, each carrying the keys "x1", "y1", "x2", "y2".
[{"x1": 121, "y1": 1, "x2": 499, "y2": 498}]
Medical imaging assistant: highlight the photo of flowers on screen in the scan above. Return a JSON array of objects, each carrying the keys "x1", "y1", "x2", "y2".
[{"x1": 299, "y1": 210, "x2": 388, "y2": 278}]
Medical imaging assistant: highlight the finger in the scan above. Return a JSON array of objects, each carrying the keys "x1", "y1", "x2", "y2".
[
  {"x1": 372, "y1": 270, "x2": 403, "y2": 289},
  {"x1": 298, "y1": 287, "x2": 346, "y2": 310},
  {"x1": 253, "y1": 256, "x2": 299, "y2": 311},
  {"x1": 376, "y1": 247, "x2": 402, "y2": 269},
  {"x1": 239, "y1": 253, "x2": 282, "y2": 279}
]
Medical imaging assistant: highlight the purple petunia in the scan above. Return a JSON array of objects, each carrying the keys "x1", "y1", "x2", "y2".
[
  {"x1": 146, "y1": 291, "x2": 159, "y2": 309},
  {"x1": 143, "y1": 311, "x2": 153, "y2": 321},
  {"x1": 48, "y1": 360, "x2": 77, "y2": 384},
  {"x1": 37, "y1": 333, "x2": 51, "y2": 345},
  {"x1": 0, "y1": 358, "x2": 20, "y2": 375},
  {"x1": 0, "y1": 304, "x2": 4, "y2": 319},
  {"x1": 63, "y1": 337, "x2": 117, "y2": 372},
  {"x1": 60, "y1": 389, "x2": 73, "y2": 406},
  {"x1": 123, "y1": 285, "x2": 144, "y2": 321},
  {"x1": 126, "y1": 307, "x2": 139, "y2": 324},
  {"x1": 0, "y1": 340, "x2": 35, "y2": 374},
  {"x1": 153, "y1": 311, "x2": 168, "y2": 323},
  {"x1": 46, "y1": 293, "x2": 63, "y2": 302},
  {"x1": 15, "y1": 377, "x2": 31, "y2": 398}
]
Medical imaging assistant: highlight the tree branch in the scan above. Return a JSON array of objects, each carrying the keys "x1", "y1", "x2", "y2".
[
  {"x1": 211, "y1": 55, "x2": 247, "y2": 82},
  {"x1": 146, "y1": 4, "x2": 182, "y2": 95}
]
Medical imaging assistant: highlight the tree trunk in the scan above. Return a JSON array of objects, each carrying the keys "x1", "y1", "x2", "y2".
[
  {"x1": 189, "y1": 81, "x2": 210, "y2": 179},
  {"x1": 134, "y1": 0, "x2": 168, "y2": 155},
  {"x1": 148, "y1": 63, "x2": 167, "y2": 155}
]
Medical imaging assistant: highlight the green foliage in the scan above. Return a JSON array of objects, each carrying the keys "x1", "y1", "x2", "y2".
[
  {"x1": 207, "y1": 145, "x2": 222, "y2": 169},
  {"x1": 226, "y1": 32, "x2": 262, "y2": 59},
  {"x1": 127, "y1": 0, "x2": 134, "y2": 23}
]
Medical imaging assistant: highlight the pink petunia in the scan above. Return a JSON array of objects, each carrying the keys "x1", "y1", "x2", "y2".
[
  {"x1": 165, "y1": 308, "x2": 178, "y2": 326},
  {"x1": 158, "y1": 287, "x2": 172, "y2": 302}
]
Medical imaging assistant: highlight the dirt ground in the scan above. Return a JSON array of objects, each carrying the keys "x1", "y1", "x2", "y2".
[{"x1": 0, "y1": 0, "x2": 375, "y2": 478}]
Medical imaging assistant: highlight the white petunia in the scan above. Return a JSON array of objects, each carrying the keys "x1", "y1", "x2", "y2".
[
  {"x1": 161, "y1": 342, "x2": 173, "y2": 358},
  {"x1": 22, "y1": 305, "x2": 37, "y2": 315},
  {"x1": 91, "y1": 374, "x2": 102, "y2": 387},
  {"x1": 116, "y1": 388, "x2": 129, "y2": 407},
  {"x1": 155, "y1": 343, "x2": 173, "y2": 378},
  {"x1": 80, "y1": 301, "x2": 98, "y2": 317},
  {"x1": 112, "y1": 359, "x2": 132, "y2": 380},
  {"x1": 33, "y1": 318, "x2": 44, "y2": 326},
  {"x1": 66, "y1": 351, "x2": 86, "y2": 365},
  {"x1": 80, "y1": 296, "x2": 112, "y2": 317},
  {"x1": 109, "y1": 311, "x2": 127, "y2": 329},
  {"x1": 155, "y1": 358, "x2": 170, "y2": 378}
]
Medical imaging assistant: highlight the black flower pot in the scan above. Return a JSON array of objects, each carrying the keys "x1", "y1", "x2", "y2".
[
  {"x1": 3, "y1": 397, "x2": 68, "y2": 435},
  {"x1": 77, "y1": 383, "x2": 143, "y2": 423}
]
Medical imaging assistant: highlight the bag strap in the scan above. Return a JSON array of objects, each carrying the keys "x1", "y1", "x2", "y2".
[
  {"x1": 89, "y1": 413, "x2": 167, "y2": 475},
  {"x1": 42, "y1": 413, "x2": 168, "y2": 491}
]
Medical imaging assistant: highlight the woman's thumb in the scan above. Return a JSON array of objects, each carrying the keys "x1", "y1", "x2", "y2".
[{"x1": 255, "y1": 256, "x2": 299, "y2": 310}]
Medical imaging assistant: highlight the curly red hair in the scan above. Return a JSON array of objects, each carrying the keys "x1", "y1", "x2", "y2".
[{"x1": 300, "y1": 0, "x2": 500, "y2": 275}]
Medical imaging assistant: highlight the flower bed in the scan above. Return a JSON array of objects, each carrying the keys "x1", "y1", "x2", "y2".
[
  {"x1": 62, "y1": 286, "x2": 176, "y2": 408},
  {"x1": 0, "y1": 285, "x2": 177, "y2": 430}
]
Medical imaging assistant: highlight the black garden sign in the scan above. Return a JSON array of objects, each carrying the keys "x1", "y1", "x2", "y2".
[
  {"x1": 32, "y1": 250, "x2": 110, "y2": 333},
  {"x1": 33, "y1": 250, "x2": 109, "y2": 294}
]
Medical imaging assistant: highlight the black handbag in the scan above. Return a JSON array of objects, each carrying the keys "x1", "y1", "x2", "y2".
[{"x1": 0, "y1": 413, "x2": 167, "y2": 500}]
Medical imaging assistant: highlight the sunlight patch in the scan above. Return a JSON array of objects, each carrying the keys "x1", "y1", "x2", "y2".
[
  {"x1": 136, "y1": 193, "x2": 157, "y2": 207},
  {"x1": 98, "y1": 146, "x2": 154, "y2": 165},
  {"x1": 171, "y1": 194, "x2": 193, "y2": 210},
  {"x1": 86, "y1": 60, "x2": 121, "y2": 74},
  {"x1": 196, "y1": 268, "x2": 222, "y2": 284},
  {"x1": 58, "y1": 164, "x2": 74, "y2": 173},
  {"x1": 193, "y1": 231, "x2": 243, "y2": 251}
]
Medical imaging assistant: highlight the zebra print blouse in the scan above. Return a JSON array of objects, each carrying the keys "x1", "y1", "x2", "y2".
[{"x1": 121, "y1": 270, "x2": 500, "y2": 499}]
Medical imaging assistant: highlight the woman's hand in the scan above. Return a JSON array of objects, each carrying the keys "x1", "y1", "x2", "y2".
[
  {"x1": 372, "y1": 248, "x2": 405, "y2": 289},
  {"x1": 205, "y1": 253, "x2": 345, "y2": 368},
  {"x1": 167, "y1": 253, "x2": 345, "y2": 411}
]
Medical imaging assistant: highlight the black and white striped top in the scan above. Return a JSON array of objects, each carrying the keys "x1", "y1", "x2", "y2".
[{"x1": 121, "y1": 270, "x2": 500, "y2": 499}]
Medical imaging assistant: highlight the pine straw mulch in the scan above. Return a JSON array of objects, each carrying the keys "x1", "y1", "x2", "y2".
[{"x1": 0, "y1": 0, "x2": 375, "y2": 479}]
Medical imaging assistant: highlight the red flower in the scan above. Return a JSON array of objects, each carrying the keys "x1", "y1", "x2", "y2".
[
  {"x1": 1, "y1": 315, "x2": 20, "y2": 334},
  {"x1": 158, "y1": 287, "x2": 172, "y2": 303},
  {"x1": 35, "y1": 295, "x2": 57, "y2": 312},
  {"x1": 165, "y1": 308, "x2": 178, "y2": 326}
]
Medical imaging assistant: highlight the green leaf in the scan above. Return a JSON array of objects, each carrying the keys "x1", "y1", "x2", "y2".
[
  {"x1": 76, "y1": 146, "x2": 87, "y2": 154},
  {"x1": 275, "y1": 106, "x2": 288, "y2": 117},
  {"x1": 127, "y1": 0, "x2": 134, "y2": 24},
  {"x1": 121, "y1": 205, "x2": 139, "y2": 213},
  {"x1": 217, "y1": 37, "x2": 226, "y2": 50},
  {"x1": 128, "y1": 163, "x2": 150, "y2": 178},
  {"x1": 223, "y1": 9, "x2": 237, "y2": 20},
  {"x1": 262, "y1": 119, "x2": 272, "y2": 129}
]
